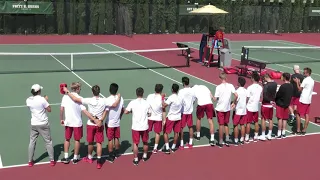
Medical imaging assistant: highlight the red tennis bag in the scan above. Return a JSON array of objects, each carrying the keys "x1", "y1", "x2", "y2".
[
  {"x1": 223, "y1": 67, "x2": 239, "y2": 74},
  {"x1": 270, "y1": 71, "x2": 282, "y2": 79}
]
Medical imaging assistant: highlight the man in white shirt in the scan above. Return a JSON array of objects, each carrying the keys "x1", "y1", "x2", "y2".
[
  {"x1": 104, "y1": 83, "x2": 124, "y2": 163},
  {"x1": 245, "y1": 73, "x2": 263, "y2": 143},
  {"x1": 26, "y1": 84, "x2": 55, "y2": 167},
  {"x1": 146, "y1": 84, "x2": 165, "y2": 154},
  {"x1": 232, "y1": 77, "x2": 247, "y2": 145},
  {"x1": 60, "y1": 82, "x2": 98, "y2": 165},
  {"x1": 192, "y1": 84, "x2": 215, "y2": 146},
  {"x1": 178, "y1": 77, "x2": 196, "y2": 149},
  {"x1": 162, "y1": 83, "x2": 182, "y2": 154},
  {"x1": 62, "y1": 84, "x2": 120, "y2": 169},
  {"x1": 213, "y1": 73, "x2": 237, "y2": 148},
  {"x1": 293, "y1": 67, "x2": 315, "y2": 136},
  {"x1": 124, "y1": 87, "x2": 151, "y2": 166}
]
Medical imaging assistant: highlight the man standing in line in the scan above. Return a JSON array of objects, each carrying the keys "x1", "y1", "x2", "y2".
[
  {"x1": 192, "y1": 84, "x2": 216, "y2": 146},
  {"x1": 178, "y1": 77, "x2": 196, "y2": 149},
  {"x1": 275, "y1": 73, "x2": 293, "y2": 138},
  {"x1": 124, "y1": 87, "x2": 151, "y2": 166},
  {"x1": 289, "y1": 65, "x2": 304, "y2": 125},
  {"x1": 62, "y1": 84, "x2": 121, "y2": 168},
  {"x1": 60, "y1": 82, "x2": 98, "y2": 164},
  {"x1": 294, "y1": 67, "x2": 315, "y2": 135},
  {"x1": 162, "y1": 84, "x2": 182, "y2": 153},
  {"x1": 146, "y1": 84, "x2": 165, "y2": 154},
  {"x1": 245, "y1": 73, "x2": 263, "y2": 143},
  {"x1": 259, "y1": 74, "x2": 277, "y2": 141},
  {"x1": 213, "y1": 73, "x2": 237, "y2": 148},
  {"x1": 26, "y1": 84, "x2": 55, "y2": 167}
]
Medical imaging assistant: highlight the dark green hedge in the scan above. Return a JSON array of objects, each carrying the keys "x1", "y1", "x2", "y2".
[{"x1": 0, "y1": 0, "x2": 319, "y2": 34}]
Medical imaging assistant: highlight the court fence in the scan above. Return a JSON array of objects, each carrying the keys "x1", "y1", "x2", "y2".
[{"x1": 0, "y1": 0, "x2": 319, "y2": 35}]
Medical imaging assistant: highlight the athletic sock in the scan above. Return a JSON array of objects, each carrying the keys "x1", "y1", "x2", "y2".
[
  {"x1": 234, "y1": 138, "x2": 239, "y2": 143},
  {"x1": 165, "y1": 143, "x2": 169, "y2": 150},
  {"x1": 240, "y1": 137, "x2": 244, "y2": 141},
  {"x1": 277, "y1": 130, "x2": 281, "y2": 137},
  {"x1": 88, "y1": 154, "x2": 93, "y2": 159},
  {"x1": 64, "y1": 153, "x2": 68, "y2": 159},
  {"x1": 154, "y1": 144, "x2": 158, "y2": 150},
  {"x1": 97, "y1": 156, "x2": 101, "y2": 159},
  {"x1": 189, "y1": 138, "x2": 193, "y2": 145},
  {"x1": 196, "y1": 132, "x2": 200, "y2": 137},
  {"x1": 210, "y1": 134, "x2": 215, "y2": 141},
  {"x1": 180, "y1": 140, "x2": 184, "y2": 146},
  {"x1": 254, "y1": 132, "x2": 258, "y2": 138},
  {"x1": 268, "y1": 130, "x2": 272, "y2": 136},
  {"x1": 245, "y1": 134, "x2": 249, "y2": 141},
  {"x1": 134, "y1": 157, "x2": 138, "y2": 161},
  {"x1": 225, "y1": 135, "x2": 230, "y2": 142},
  {"x1": 282, "y1": 130, "x2": 286, "y2": 135},
  {"x1": 262, "y1": 132, "x2": 265, "y2": 136},
  {"x1": 73, "y1": 154, "x2": 79, "y2": 160},
  {"x1": 143, "y1": 153, "x2": 147, "y2": 158},
  {"x1": 171, "y1": 144, "x2": 176, "y2": 149}
]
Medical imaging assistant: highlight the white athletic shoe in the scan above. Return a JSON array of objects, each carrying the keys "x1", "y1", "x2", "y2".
[{"x1": 258, "y1": 135, "x2": 266, "y2": 141}]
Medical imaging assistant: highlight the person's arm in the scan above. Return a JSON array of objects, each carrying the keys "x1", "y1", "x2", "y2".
[
  {"x1": 231, "y1": 86, "x2": 237, "y2": 109},
  {"x1": 63, "y1": 87, "x2": 82, "y2": 104},
  {"x1": 162, "y1": 95, "x2": 171, "y2": 109},
  {"x1": 213, "y1": 87, "x2": 219, "y2": 102},
  {"x1": 60, "y1": 96, "x2": 65, "y2": 125},
  {"x1": 120, "y1": 107, "x2": 125, "y2": 119},
  {"x1": 294, "y1": 77, "x2": 304, "y2": 92},
  {"x1": 43, "y1": 95, "x2": 51, "y2": 112},
  {"x1": 110, "y1": 94, "x2": 121, "y2": 107},
  {"x1": 275, "y1": 85, "x2": 284, "y2": 101},
  {"x1": 124, "y1": 102, "x2": 132, "y2": 114}
]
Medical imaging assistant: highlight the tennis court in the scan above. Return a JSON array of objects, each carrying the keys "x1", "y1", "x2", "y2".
[{"x1": 1, "y1": 39, "x2": 320, "y2": 180}]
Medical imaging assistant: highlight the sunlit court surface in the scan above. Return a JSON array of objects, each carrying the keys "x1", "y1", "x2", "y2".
[{"x1": 1, "y1": 35, "x2": 320, "y2": 180}]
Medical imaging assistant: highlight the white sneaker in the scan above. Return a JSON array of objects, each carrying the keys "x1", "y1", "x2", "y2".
[
  {"x1": 258, "y1": 135, "x2": 266, "y2": 141},
  {"x1": 253, "y1": 136, "x2": 258, "y2": 142},
  {"x1": 266, "y1": 134, "x2": 272, "y2": 140}
]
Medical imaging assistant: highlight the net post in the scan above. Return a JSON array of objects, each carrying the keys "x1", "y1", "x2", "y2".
[
  {"x1": 186, "y1": 48, "x2": 191, "y2": 67},
  {"x1": 71, "y1": 54, "x2": 74, "y2": 70}
]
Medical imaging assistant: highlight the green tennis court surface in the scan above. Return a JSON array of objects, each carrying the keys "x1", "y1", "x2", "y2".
[{"x1": 1, "y1": 42, "x2": 320, "y2": 168}]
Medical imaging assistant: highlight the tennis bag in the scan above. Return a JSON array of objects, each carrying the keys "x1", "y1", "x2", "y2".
[
  {"x1": 223, "y1": 67, "x2": 239, "y2": 74},
  {"x1": 270, "y1": 71, "x2": 282, "y2": 79}
]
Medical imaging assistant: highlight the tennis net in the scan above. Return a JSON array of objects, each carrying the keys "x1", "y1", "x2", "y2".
[
  {"x1": 241, "y1": 46, "x2": 320, "y2": 64},
  {"x1": 0, "y1": 47, "x2": 191, "y2": 74}
]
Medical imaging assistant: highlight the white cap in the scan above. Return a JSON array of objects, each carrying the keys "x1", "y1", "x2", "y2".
[
  {"x1": 293, "y1": 65, "x2": 300, "y2": 70},
  {"x1": 31, "y1": 84, "x2": 43, "y2": 92}
]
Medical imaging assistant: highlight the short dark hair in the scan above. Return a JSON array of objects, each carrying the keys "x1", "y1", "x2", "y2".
[
  {"x1": 155, "y1": 84, "x2": 163, "y2": 93},
  {"x1": 238, "y1": 77, "x2": 246, "y2": 87},
  {"x1": 282, "y1": 72, "x2": 291, "y2": 81},
  {"x1": 172, "y1": 83, "x2": 179, "y2": 93},
  {"x1": 109, "y1": 83, "x2": 119, "y2": 95},
  {"x1": 251, "y1": 72, "x2": 260, "y2": 82},
  {"x1": 304, "y1": 67, "x2": 312, "y2": 75},
  {"x1": 92, "y1": 85, "x2": 100, "y2": 96},
  {"x1": 136, "y1": 87, "x2": 144, "y2": 97},
  {"x1": 31, "y1": 89, "x2": 40, "y2": 96},
  {"x1": 182, "y1": 77, "x2": 189, "y2": 86}
]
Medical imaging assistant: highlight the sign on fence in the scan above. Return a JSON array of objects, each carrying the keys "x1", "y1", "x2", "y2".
[
  {"x1": 0, "y1": 1, "x2": 53, "y2": 14},
  {"x1": 179, "y1": 5, "x2": 204, "y2": 15},
  {"x1": 309, "y1": 7, "x2": 320, "y2": 17}
]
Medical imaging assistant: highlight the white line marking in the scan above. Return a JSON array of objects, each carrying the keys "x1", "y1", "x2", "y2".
[
  {"x1": 2, "y1": 132, "x2": 320, "y2": 169},
  {"x1": 183, "y1": 42, "x2": 320, "y2": 128},
  {"x1": 0, "y1": 154, "x2": 3, "y2": 168}
]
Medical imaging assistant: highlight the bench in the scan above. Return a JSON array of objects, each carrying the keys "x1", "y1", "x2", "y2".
[{"x1": 236, "y1": 59, "x2": 267, "y2": 78}]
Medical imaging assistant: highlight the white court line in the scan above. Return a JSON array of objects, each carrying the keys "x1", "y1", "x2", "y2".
[
  {"x1": 2, "y1": 132, "x2": 320, "y2": 169},
  {"x1": 184, "y1": 42, "x2": 320, "y2": 128},
  {"x1": 0, "y1": 154, "x2": 3, "y2": 168}
]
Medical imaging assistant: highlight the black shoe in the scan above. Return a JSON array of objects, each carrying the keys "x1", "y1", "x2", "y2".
[
  {"x1": 106, "y1": 155, "x2": 115, "y2": 163},
  {"x1": 301, "y1": 131, "x2": 306, "y2": 136},
  {"x1": 195, "y1": 136, "x2": 200, "y2": 141},
  {"x1": 216, "y1": 143, "x2": 223, "y2": 148},
  {"x1": 72, "y1": 158, "x2": 79, "y2": 164},
  {"x1": 225, "y1": 141, "x2": 231, "y2": 147},
  {"x1": 170, "y1": 148, "x2": 176, "y2": 153},
  {"x1": 142, "y1": 156, "x2": 148, "y2": 162},
  {"x1": 276, "y1": 135, "x2": 282, "y2": 139},
  {"x1": 295, "y1": 131, "x2": 302, "y2": 136},
  {"x1": 133, "y1": 160, "x2": 138, "y2": 166},
  {"x1": 234, "y1": 141, "x2": 240, "y2": 146},
  {"x1": 240, "y1": 141, "x2": 245, "y2": 145},
  {"x1": 282, "y1": 134, "x2": 286, "y2": 138},
  {"x1": 113, "y1": 150, "x2": 120, "y2": 159},
  {"x1": 209, "y1": 140, "x2": 215, "y2": 146},
  {"x1": 61, "y1": 158, "x2": 70, "y2": 164},
  {"x1": 162, "y1": 148, "x2": 170, "y2": 154}
]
